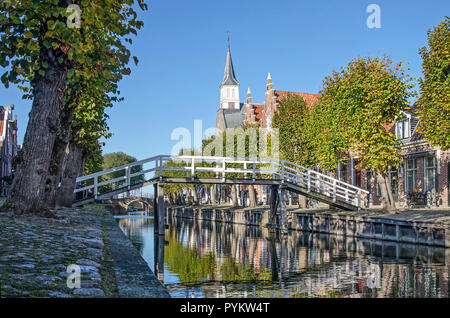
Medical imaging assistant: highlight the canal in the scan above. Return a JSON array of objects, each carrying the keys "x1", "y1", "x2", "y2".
[{"x1": 117, "y1": 214, "x2": 449, "y2": 298}]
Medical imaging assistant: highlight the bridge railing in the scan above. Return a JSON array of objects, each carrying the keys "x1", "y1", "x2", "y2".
[{"x1": 75, "y1": 155, "x2": 368, "y2": 209}]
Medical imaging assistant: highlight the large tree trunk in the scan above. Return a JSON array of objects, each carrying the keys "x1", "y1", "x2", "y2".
[
  {"x1": 376, "y1": 172, "x2": 396, "y2": 212},
  {"x1": 56, "y1": 140, "x2": 84, "y2": 207},
  {"x1": 231, "y1": 184, "x2": 239, "y2": 207},
  {"x1": 5, "y1": 49, "x2": 68, "y2": 214},
  {"x1": 44, "y1": 106, "x2": 75, "y2": 208},
  {"x1": 248, "y1": 185, "x2": 257, "y2": 207}
]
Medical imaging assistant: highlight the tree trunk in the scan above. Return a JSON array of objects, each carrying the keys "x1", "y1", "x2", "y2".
[
  {"x1": 376, "y1": 172, "x2": 396, "y2": 212},
  {"x1": 210, "y1": 184, "x2": 217, "y2": 205},
  {"x1": 5, "y1": 49, "x2": 68, "y2": 214},
  {"x1": 192, "y1": 187, "x2": 199, "y2": 205},
  {"x1": 231, "y1": 184, "x2": 239, "y2": 207},
  {"x1": 248, "y1": 185, "x2": 257, "y2": 207},
  {"x1": 298, "y1": 194, "x2": 307, "y2": 209},
  {"x1": 44, "y1": 106, "x2": 75, "y2": 208},
  {"x1": 56, "y1": 140, "x2": 84, "y2": 207}
]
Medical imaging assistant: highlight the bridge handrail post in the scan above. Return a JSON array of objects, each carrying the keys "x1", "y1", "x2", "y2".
[
  {"x1": 215, "y1": 161, "x2": 219, "y2": 179},
  {"x1": 125, "y1": 166, "x2": 131, "y2": 189},
  {"x1": 307, "y1": 170, "x2": 311, "y2": 193},
  {"x1": 252, "y1": 159, "x2": 255, "y2": 181},
  {"x1": 222, "y1": 158, "x2": 226, "y2": 181},
  {"x1": 244, "y1": 162, "x2": 247, "y2": 179},
  {"x1": 94, "y1": 176, "x2": 98, "y2": 200},
  {"x1": 281, "y1": 160, "x2": 285, "y2": 182},
  {"x1": 357, "y1": 190, "x2": 361, "y2": 210},
  {"x1": 333, "y1": 179, "x2": 337, "y2": 202},
  {"x1": 191, "y1": 157, "x2": 195, "y2": 180}
]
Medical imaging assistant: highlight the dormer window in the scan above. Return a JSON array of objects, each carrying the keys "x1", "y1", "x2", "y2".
[{"x1": 397, "y1": 118, "x2": 410, "y2": 139}]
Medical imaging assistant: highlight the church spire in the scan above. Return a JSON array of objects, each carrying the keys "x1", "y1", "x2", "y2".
[{"x1": 220, "y1": 32, "x2": 239, "y2": 88}]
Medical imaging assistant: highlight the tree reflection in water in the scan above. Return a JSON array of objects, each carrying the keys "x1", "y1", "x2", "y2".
[{"x1": 117, "y1": 215, "x2": 449, "y2": 298}]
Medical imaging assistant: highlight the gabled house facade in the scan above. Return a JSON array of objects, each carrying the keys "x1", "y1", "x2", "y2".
[
  {"x1": 0, "y1": 105, "x2": 19, "y2": 196},
  {"x1": 337, "y1": 107, "x2": 449, "y2": 208}
]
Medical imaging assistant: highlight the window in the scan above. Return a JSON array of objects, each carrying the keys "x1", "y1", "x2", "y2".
[
  {"x1": 352, "y1": 159, "x2": 361, "y2": 187},
  {"x1": 338, "y1": 161, "x2": 348, "y2": 182},
  {"x1": 406, "y1": 159, "x2": 417, "y2": 193},
  {"x1": 397, "y1": 119, "x2": 410, "y2": 139},
  {"x1": 425, "y1": 156, "x2": 437, "y2": 192},
  {"x1": 232, "y1": 88, "x2": 235, "y2": 98}
]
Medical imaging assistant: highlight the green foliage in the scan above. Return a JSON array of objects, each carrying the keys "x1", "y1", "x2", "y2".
[
  {"x1": 0, "y1": 0, "x2": 146, "y2": 91},
  {"x1": 416, "y1": 17, "x2": 450, "y2": 150},
  {"x1": 0, "y1": 0, "x2": 148, "y2": 175},
  {"x1": 101, "y1": 152, "x2": 144, "y2": 188},
  {"x1": 311, "y1": 55, "x2": 416, "y2": 173},
  {"x1": 273, "y1": 93, "x2": 315, "y2": 166},
  {"x1": 83, "y1": 141, "x2": 103, "y2": 175}
]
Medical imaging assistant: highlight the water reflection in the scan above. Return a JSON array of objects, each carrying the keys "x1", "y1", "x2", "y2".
[{"x1": 117, "y1": 215, "x2": 449, "y2": 298}]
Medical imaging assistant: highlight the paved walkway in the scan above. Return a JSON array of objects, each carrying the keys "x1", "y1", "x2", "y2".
[{"x1": 0, "y1": 207, "x2": 169, "y2": 298}]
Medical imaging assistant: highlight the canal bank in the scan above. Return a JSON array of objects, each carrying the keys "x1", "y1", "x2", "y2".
[
  {"x1": 0, "y1": 206, "x2": 170, "y2": 298},
  {"x1": 167, "y1": 205, "x2": 450, "y2": 248}
]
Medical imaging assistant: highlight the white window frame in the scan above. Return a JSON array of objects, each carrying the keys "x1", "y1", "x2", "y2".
[
  {"x1": 424, "y1": 156, "x2": 437, "y2": 192},
  {"x1": 405, "y1": 158, "x2": 417, "y2": 193},
  {"x1": 397, "y1": 118, "x2": 410, "y2": 139}
]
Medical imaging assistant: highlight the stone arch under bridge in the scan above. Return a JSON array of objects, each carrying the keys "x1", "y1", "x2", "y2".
[{"x1": 100, "y1": 197, "x2": 154, "y2": 215}]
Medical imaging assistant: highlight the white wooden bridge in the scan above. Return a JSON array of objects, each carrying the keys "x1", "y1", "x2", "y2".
[{"x1": 73, "y1": 155, "x2": 368, "y2": 233}]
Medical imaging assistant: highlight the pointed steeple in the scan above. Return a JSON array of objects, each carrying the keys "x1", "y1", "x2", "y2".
[
  {"x1": 220, "y1": 33, "x2": 239, "y2": 88},
  {"x1": 266, "y1": 72, "x2": 273, "y2": 91}
]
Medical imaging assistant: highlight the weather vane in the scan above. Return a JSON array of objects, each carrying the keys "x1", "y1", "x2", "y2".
[{"x1": 227, "y1": 31, "x2": 230, "y2": 50}]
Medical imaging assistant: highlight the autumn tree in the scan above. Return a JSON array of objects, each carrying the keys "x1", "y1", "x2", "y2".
[
  {"x1": 416, "y1": 17, "x2": 450, "y2": 150},
  {"x1": 273, "y1": 94, "x2": 315, "y2": 208},
  {"x1": 314, "y1": 55, "x2": 415, "y2": 211},
  {"x1": 0, "y1": 0, "x2": 147, "y2": 213}
]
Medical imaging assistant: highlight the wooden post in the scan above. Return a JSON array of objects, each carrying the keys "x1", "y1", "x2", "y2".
[
  {"x1": 153, "y1": 183, "x2": 159, "y2": 234},
  {"x1": 269, "y1": 185, "x2": 279, "y2": 226},
  {"x1": 125, "y1": 166, "x2": 131, "y2": 197},
  {"x1": 94, "y1": 176, "x2": 98, "y2": 200},
  {"x1": 154, "y1": 230, "x2": 165, "y2": 282},
  {"x1": 333, "y1": 179, "x2": 337, "y2": 202},
  {"x1": 157, "y1": 182, "x2": 165, "y2": 236},
  {"x1": 357, "y1": 190, "x2": 361, "y2": 210},
  {"x1": 222, "y1": 159, "x2": 226, "y2": 181},
  {"x1": 252, "y1": 159, "x2": 256, "y2": 181},
  {"x1": 279, "y1": 186, "x2": 288, "y2": 233},
  {"x1": 307, "y1": 171, "x2": 311, "y2": 193}
]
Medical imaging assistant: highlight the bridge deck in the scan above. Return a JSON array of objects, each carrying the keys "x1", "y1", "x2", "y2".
[{"x1": 73, "y1": 176, "x2": 359, "y2": 210}]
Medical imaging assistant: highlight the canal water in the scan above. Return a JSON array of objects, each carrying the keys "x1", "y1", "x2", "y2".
[{"x1": 117, "y1": 215, "x2": 449, "y2": 298}]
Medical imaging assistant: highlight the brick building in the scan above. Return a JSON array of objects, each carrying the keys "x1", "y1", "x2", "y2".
[{"x1": 0, "y1": 105, "x2": 19, "y2": 196}]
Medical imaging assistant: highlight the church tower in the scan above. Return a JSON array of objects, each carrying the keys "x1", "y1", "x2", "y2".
[{"x1": 219, "y1": 35, "x2": 240, "y2": 110}]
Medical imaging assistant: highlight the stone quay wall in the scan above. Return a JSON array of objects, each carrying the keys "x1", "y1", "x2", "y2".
[{"x1": 166, "y1": 206, "x2": 450, "y2": 248}]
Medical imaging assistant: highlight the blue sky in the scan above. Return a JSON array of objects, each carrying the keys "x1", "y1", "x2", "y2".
[{"x1": 1, "y1": 0, "x2": 449, "y2": 161}]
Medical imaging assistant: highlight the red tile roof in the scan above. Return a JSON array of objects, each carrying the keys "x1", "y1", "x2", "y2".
[{"x1": 274, "y1": 91, "x2": 321, "y2": 110}]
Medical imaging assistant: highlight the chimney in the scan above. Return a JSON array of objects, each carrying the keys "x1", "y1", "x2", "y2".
[{"x1": 247, "y1": 87, "x2": 252, "y2": 104}]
